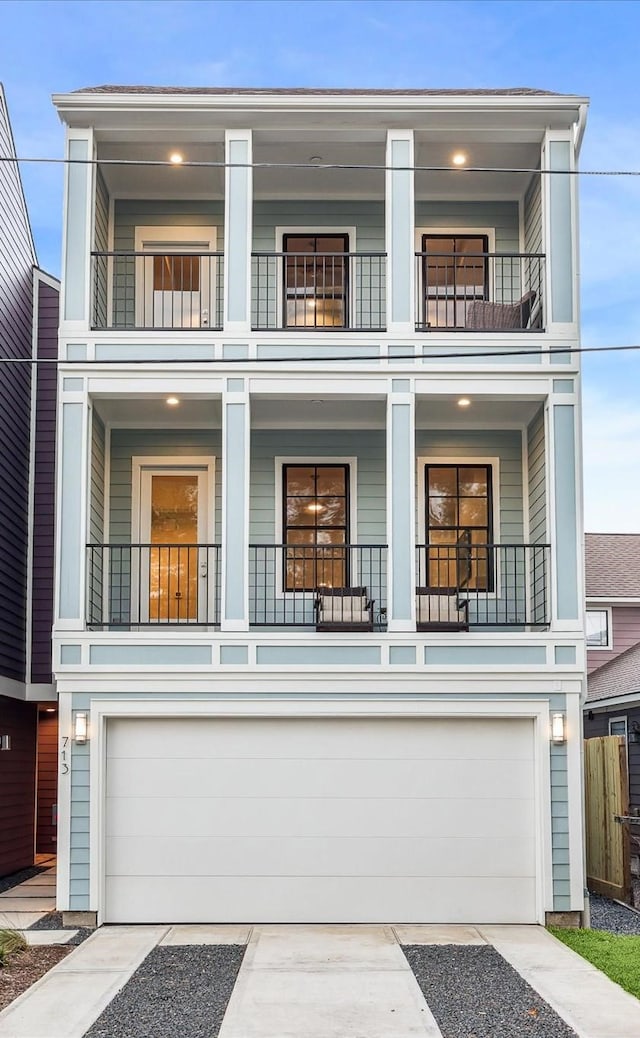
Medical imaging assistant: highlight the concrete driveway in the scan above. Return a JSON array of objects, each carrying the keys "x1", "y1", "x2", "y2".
[{"x1": 0, "y1": 923, "x2": 639, "y2": 1038}]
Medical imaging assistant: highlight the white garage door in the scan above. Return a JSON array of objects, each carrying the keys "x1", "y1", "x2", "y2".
[{"x1": 104, "y1": 716, "x2": 538, "y2": 923}]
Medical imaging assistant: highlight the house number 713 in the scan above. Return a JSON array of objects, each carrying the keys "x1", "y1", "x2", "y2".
[{"x1": 60, "y1": 735, "x2": 69, "y2": 775}]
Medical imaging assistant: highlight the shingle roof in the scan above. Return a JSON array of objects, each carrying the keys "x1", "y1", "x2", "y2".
[
  {"x1": 73, "y1": 85, "x2": 559, "y2": 97},
  {"x1": 585, "y1": 533, "x2": 640, "y2": 598},
  {"x1": 587, "y1": 639, "x2": 640, "y2": 703}
]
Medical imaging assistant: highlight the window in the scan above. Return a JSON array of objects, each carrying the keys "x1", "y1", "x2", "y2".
[
  {"x1": 421, "y1": 234, "x2": 488, "y2": 329},
  {"x1": 283, "y1": 464, "x2": 349, "y2": 591},
  {"x1": 134, "y1": 226, "x2": 217, "y2": 330},
  {"x1": 609, "y1": 717, "x2": 628, "y2": 738},
  {"x1": 283, "y1": 234, "x2": 349, "y2": 328},
  {"x1": 586, "y1": 609, "x2": 610, "y2": 648},
  {"x1": 424, "y1": 464, "x2": 493, "y2": 591}
]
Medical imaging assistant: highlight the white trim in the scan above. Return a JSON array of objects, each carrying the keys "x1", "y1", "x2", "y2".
[
  {"x1": 585, "y1": 606, "x2": 612, "y2": 650},
  {"x1": 566, "y1": 691, "x2": 586, "y2": 909},
  {"x1": 608, "y1": 715, "x2": 628, "y2": 737},
  {"x1": 56, "y1": 692, "x2": 72, "y2": 912},
  {"x1": 25, "y1": 270, "x2": 42, "y2": 686},
  {"x1": 89, "y1": 695, "x2": 552, "y2": 925},
  {"x1": 133, "y1": 225, "x2": 217, "y2": 329},
  {"x1": 275, "y1": 226, "x2": 357, "y2": 330},
  {"x1": 587, "y1": 596, "x2": 640, "y2": 606},
  {"x1": 586, "y1": 692, "x2": 640, "y2": 712}
]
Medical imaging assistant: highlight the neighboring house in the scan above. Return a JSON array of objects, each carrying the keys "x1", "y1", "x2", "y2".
[
  {"x1": 584, "y1": 642, "x2": 640, "y2": 817},
  {"x1": 585, "y1": 533, "x2": 640, "y2": 674},
  {"x1": 0, "y1": 84, "x2": 59, "y2": 876},
  {"x1": 52, "y1": 85, "x2": 587, "y2": 927}
]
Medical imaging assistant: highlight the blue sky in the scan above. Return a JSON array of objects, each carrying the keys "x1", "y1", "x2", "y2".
[{"x1": 1, "y1": 0, "x2": 639, "y2": 529}]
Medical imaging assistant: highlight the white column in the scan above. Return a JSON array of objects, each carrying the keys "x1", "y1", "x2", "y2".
[
  {"x1": 221, "y1": 380, "x2": 250, "y2": 630},
  {"x1": 224, "y1": 129, "x2": 253, "y2": 333},
  {"x1": 61, "y1": 129, "x2": 94, "y2": 329},
  {"x1": 385, "y1": 130, "x2": 415, "y2": 335},
  {"x1": 386, "y1": 382, "x2": 416, "y2": 630}
]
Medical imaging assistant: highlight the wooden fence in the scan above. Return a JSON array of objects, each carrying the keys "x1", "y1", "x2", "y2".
[{"x1": 584, "y1": 735, "x2": 631, "y2": 902}]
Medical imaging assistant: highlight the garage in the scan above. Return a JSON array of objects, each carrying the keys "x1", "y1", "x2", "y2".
[{"x1": 103, "y1": 715, "x2": 538, "y2": 923}]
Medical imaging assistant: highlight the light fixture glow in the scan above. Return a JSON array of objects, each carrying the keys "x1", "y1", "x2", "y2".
[
  {"x1": 452, "y1": 152, "x2": 467, "y2": 166},
  {"x1": 306, "y1": 503, "x2": 324, "y2": 512},
  {"x1": 170, "y1": 152, "x2": 183, "y2": 164},
  {"x1": 457, "y1": 398, "x2": 471, "y2": 408},
  {"x1": 551, "y1": 712, "x2": 566, "y2": 744},
  {"x1": 166, "y1": 396, "x2": 180, "y2": 407},
  {"x1": 44, "y1": 707, "x2": 56, "y2": 713},
  {"x1": 74, "y1": 712, "x2": 88, "y2": 745}
]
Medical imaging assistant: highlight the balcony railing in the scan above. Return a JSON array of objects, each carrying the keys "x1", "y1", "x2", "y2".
[
  {"x1": 91, "y1": 251, "x2": 224, "y2": 330},
  {"x1": 86, "y1": 544, "x2": 221, "y2": 627},
  {"x1": 252, "y1": 252, "x2": 386, "y2": 331},
  {"x1": 415, "y1": 252, "x2": 545, "y2": 331},
  {"x1": 249, "y1": 544, "x2": 388, "y2": 627},
  {"x1": 415, "y1": 542, "x2": 550, "y2": 628}
]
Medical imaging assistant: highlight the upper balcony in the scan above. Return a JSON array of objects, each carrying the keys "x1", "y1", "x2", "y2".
[{"x1": 54, "y1": 85, "x2": 585, "y2": 357}]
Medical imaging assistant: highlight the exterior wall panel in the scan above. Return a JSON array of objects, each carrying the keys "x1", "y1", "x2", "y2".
[
  {"x1": 36, "y1": 711, "x2": 58, "y2": 853},
  {"x1": 587, "y1": 606, "x2": 640, "y2": 674},
  {"x1": 0, "y1": 695, "x2": 36, "y2": 876}
]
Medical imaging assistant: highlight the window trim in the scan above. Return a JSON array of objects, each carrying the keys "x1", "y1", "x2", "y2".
[
  {"x1": 416, "y1": 455, "x2": 501, "y2": 597},
  {"x1": 415, "y1": 226, "x2": 496, "y2": 329},
  {"x1": 274, "y1": 456, "x2": 358, "y2": 597},
  {"x1": 585, "y1": 606, "x2": 612, "y2": 650},
  {"x1": 276, "y1": 226, "x2": 357, "y2": 329}
]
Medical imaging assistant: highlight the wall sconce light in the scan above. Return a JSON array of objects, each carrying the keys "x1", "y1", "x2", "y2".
[
  {"x1": 0, "y1": 735, "x2": 11, "y2": 751},
  {"x1": 551, "y1": 712, "x2": 566, "y2": 745},
  {"x1": 74, "y1": 712, "x2": 88, "y2": 745}
]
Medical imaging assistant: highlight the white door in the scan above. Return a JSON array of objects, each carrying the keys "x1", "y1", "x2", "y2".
[
  {"x1": 134, "y1": 226, "x2": 217, "y2": 329},
  {"x1": 134, "y1": 464, "x2": 212, "y2": 624},
  {"x1": 104, "y1": 716, "x2": 538, "y2": 923}
]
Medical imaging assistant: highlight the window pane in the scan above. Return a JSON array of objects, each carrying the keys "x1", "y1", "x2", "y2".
[
  {"x1": 153, "y1": 255, "x2": 199, "y2": 292},
  {"x1": 286, "y1": 497, "x2": 318, "y2": 526},
  {"x1": 609, "y1": 719, "x2": 627, "y2": 736},
  {"x1": 285, "y1": 467, "x2": 314, "y2": 495},
  {"x1": 459, "y1": 497, "x2": 488, "y2": 527},
  {"x1": 459, "y1": 467, "x2": 488, "y2": 495},
  {"x1": 428, "y1": 468, "x2": 457, "y2": 497},
  {"x1": 316, "y1": 468, "x2": 347, "y2": 496},
  {"x1": 428, "y1": 497, "x2": 457, "y2": 527},
  {"x1": 586, "y1": 610, "x2": 609, "y2": 646}
]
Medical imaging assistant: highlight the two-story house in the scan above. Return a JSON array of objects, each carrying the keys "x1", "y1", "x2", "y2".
[
  {"x1": 0, "y1": 84, "x2": 59, "y2": 878},
  {"x1": 51, "y1": 85, "x2": 587, "y2": 927}
]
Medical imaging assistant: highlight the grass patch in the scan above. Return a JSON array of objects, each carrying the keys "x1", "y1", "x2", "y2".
[
  {"x1": 0, "y1": 930, "x2": 27, "y2": 967},
  {"x1": 550, "y1": 926, "x2": 640, "y2": 1000}
]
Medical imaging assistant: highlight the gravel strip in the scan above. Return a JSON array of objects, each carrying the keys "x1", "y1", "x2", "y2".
[
  {"x1": 84, "y1": 944, "x2": 246, "y2": 1038},
  {"x1": 0, "y1": 865, "x2": 48, "y2": 895},
  {"x1": 589, "y1": 892, "x2": 640, "y2": 935},
  {"x1": 403, "y1": 944, "x2": 577, "y2": 1038},
  {"x1": 28, "y1": 911, "x2": 93, "y2": 944}
]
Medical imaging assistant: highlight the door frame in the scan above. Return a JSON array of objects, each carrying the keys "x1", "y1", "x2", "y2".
[
  {"x1": 130, "y1": 456, "x2": 216, "y2": 623},
  {"x1": 133, "y1": 226, "x2": 218, "y2": 329}
]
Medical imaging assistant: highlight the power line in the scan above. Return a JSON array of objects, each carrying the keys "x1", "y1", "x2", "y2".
[{"x1": 2, "y1": 341, "x2": 639, "y2": 366}]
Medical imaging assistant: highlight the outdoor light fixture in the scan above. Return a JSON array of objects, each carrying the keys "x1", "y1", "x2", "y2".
[
  {"x1": 74, "y1": 712, "x2": 88, "y2": 745},
  {"x1": 457, "y1": 398, "x2": 471, "y2": 408},
  {"x1": 169, "y1": 152, "x2": 183, "y2": 164},
  {"x1": 309, "y1": 155, "x2": 323, "y2": 165},
  {"x1": 551, "y1": 712, "x2": 566, "y2": 745},
  {"x1": 0, "y1": 735, "x2": 10, "y2": 751},
  {"x1": 452, "y1": 152, "x2": 467, "y2": 166},
  {"x1": 166, "y1": 396, "x2": 180, "y2": 407}
]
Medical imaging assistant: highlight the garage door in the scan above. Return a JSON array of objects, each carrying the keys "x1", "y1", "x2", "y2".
[{"x1": 104, "y1": 715, "x2": 537, "y2": 923}]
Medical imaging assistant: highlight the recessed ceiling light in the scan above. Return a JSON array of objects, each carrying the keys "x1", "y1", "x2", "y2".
[
  {"x1": 452, "y1": 152, "x2": 467, "y2": 166},
  {"x1": 166, "y1": 396, "x2": 180, "y2": 406},
  {"x1": 311, "y1": 399, "x2": 324, "y2": 404},
  {"x1": 44, "y1": 707, "x2": 56, "y2": 713},
  {"x1": 458, "y1": 397, "x2": 471, "y2": 408},
  {"x1": 309, "y1": 155, "x2": 323, "y2": 165},
  {"x1": 169, "y1": 152, "x2": 183, "y2": 164}
]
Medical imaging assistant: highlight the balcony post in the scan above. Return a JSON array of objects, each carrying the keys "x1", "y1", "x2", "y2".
[
  {"x1": 61, "y1": 128, "x2": 94, "y2": 330},
  {"x1": 223, "y1": 129, "x2": 253, "y2": 334},
  {"x1": 542, "y1": 132, "x2": 577, "y2": 339},
  {"x1": 386, "y1": 382, "x2": 416, "y2": 630},
  {"x1": 221, "y1": 380, "x2": 250, "y2": 630},
  {"x1": 549, "y1": 398, "x2": 582, "y2": 626},
  {"x1": 55, "y1": 382, "x2": 89, "y2": 628},
  {"x1": 385, "y1": 130, "x2": 415, "y2": 336}
]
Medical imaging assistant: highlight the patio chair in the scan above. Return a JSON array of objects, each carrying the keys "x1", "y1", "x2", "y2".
[
  {"x1": 315, "y1": 586, "x2": 374, "y2": 631},
  {"x1": 415, "y1": 587, "x2": 469, "y2": 632},
  {"x1": 466, "y1": 289, "x2": 536, "y2": 330}
]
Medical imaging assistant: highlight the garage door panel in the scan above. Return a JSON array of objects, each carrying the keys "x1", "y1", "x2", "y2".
[
  {"x1": 106, "y1": 794, "x2": 534, "y2": 841},
  {"x1": 106, "y1": 834, "x2": 536, "y2": 878},
  {"x1": 107, "y1": 717, "x2": 533, "y2": 762},
  {"x1": 105, "y1": 755, "x2": 534, "y2": 801},
  {"x1": 105, "y1": 874, "x2": 537, "y2": 925}
]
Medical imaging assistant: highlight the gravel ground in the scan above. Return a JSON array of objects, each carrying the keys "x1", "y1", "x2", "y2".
[
  {"x1": 0, "y1": 946, "x2": 70, "y2": 1012},
  {"x1": 0, "y1": 866, "x2": 47, "y2": 895},
  {"x1": 28, "y1": 912, "x2": 93, "y2": 944},
  {"x1": 589, "y1": 893, "x2": 640, "y2": 936},
  {"x1": 84, "y1": 945, "x2": 246, "y2": 1038},
  {"x1": 403, "y1": 944, "x2": 577, "y2": 1038}
]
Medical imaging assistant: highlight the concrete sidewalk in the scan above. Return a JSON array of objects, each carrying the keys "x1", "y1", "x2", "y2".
[
  {"x1": 0, "y1": 855, "x2": 57, "y2": 929},
  {"x1": 0, "y1": 923, "x2": 639, "y2": 1038}
]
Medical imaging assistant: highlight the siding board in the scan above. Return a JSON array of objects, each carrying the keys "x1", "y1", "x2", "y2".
[{"x1": 0, "y1": 695, "x2": 36, "y2": 875}]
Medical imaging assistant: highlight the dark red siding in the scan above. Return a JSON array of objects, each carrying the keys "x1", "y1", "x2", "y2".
[
  {"x1": 30, "y1": 278, "x2": 58, "y2": 685},
  {"x1": 36, "y1": 711, "x2": 58, "y2": 852},
  {"x1": 0, "y1": 695, "x2": 36, "y2": 875},
  {"x1": 587, "y1": 606, "x2": 640, "y2": 674}
]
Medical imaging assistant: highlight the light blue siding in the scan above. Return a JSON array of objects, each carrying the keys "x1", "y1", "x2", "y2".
[
  {"x1": 223, "y1": 401, "x2": 248, "y2": 621},
  {"x1": 64, "y1": 139, "x2": 89, "y2": 320},
  {"x1": 390, "y1": 402, "x2": 413, "y2": 620},
  {"x1": 424, "y1": 645, "x2": 547, "y2": 665},
  {"x1": 252, "y1": 200, "x2": 384, "y2": 252},
  {"x1": 553, "y1": 405, "x2": 579, "y2": 620},
  {"x1": 549, "y1": 141, "x2": 574, "y2": 324},
  {"x1": 528, "y1": 407, "x2": 546, "y2": 545},
  {"x1": 89, "y1": 412, "x2": 105, "y2": 544},
  {"x1": 256, "y1": 645, "x2": 381, "y2": 666},
  {"x1": 226, "y1": 137, "x2": 251, "y2": 324},
  {"x1": 415, "y1": 201, "x2": 519, "y2": 253},
  {"x1": 524, "y1": 173, "x2": 543, "y2": 256},
  {"x1": 89, "y1": 644, "x2": 211, "y2": 665},
  {"x1": 93, "y1": 170, "x2": 109, "y2": 327}
]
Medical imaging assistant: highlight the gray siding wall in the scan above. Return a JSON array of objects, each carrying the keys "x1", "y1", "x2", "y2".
[
  {"x1": 0, "y1": 88, "x2": 36, "y2": 683},
  {"x1": 587, "y1": 606, "x2": 640, "y2": 674},
  {"x1": 415, "y1": 201, "x2": 519, "y2": 253},
  {"x1": 584, "y1": 707, "x2": 640, "y2": 817},
  {"x1": 111, "y1": 201, "x2": 224, "y2": 327},
  {"x1": 90, "y1": 412, "x2": 105, "y2": 544},
  {"x1": 527, "y1": 406, "x2": 546, "y2": 544},
  {"x1": 524, "y1": 173, "x2": 543, "y2": 255},
  {"x1": 93, "y1": 170, "x2": 109, "y2": 328}
]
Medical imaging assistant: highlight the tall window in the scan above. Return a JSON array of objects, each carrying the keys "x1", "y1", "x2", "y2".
[
  {"x1": 283, "y1": 234, "x2": 349, "y2": 328},
  {"x1": 283, "y1": 464, "x2": 349, "y2": 590},
  {"x1": 586, "y1": 609, "x2": 610, "y2": 648},
  {"x1": 421, "y1": 234, "x2": 488, "y2": 329},
  {"x1": 425, "y1": 464, "x2": 493, "y2": 590}
]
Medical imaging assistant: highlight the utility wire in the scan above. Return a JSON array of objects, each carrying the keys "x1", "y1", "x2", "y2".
[{"x1": 2, "y1": 342, "x2": 639, "y2": 366}]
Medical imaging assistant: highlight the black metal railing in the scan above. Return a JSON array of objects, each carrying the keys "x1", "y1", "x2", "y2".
[
  {"x1": 91, "y1": 251, "x2": 224, "y2": 330},
  {"x1": 86, "y1": 544, "x2": 221, "y2": 627},
  {"x1": 415, "y1": 542, "x2": 550, "y2": 628},
  {"x1": 252, "y1": 252, "x2": 386, "y2": 330},
  {"x1": 249, "y1": 544, "x2": 388, "y2": 627},
  {"x1": 415, "y1": 252, "x2": 545, "y2": 331}
]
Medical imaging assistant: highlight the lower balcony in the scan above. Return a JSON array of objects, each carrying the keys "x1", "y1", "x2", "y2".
[{"x1": 85, "y1": 542, "x2": 550, "y2": 632}]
